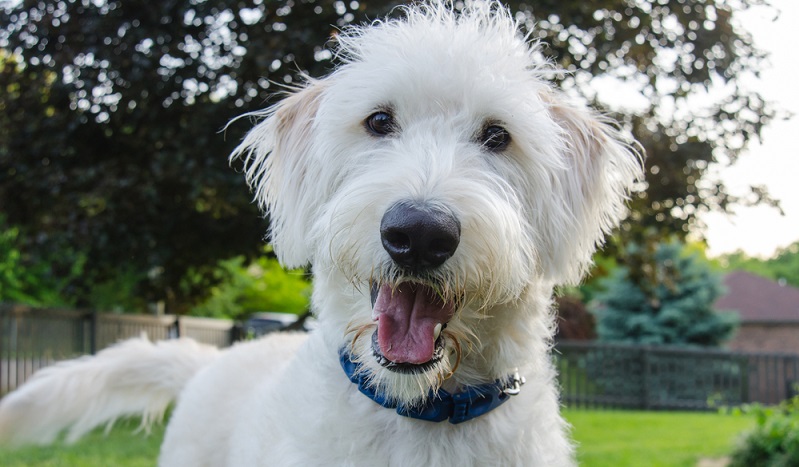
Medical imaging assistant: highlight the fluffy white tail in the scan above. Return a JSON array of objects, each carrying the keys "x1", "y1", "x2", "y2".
[{"x1": 0, "y1": 336, "x2": 220, "y2": 446}]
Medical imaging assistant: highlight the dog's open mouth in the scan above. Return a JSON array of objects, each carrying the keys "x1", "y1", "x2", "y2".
[{"x1": 369, "y1": 282, "x2": 455, "y2": 374}]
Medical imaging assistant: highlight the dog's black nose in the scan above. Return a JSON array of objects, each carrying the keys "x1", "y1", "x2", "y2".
[{"x1": 380, "y1": 201, "x2": 461, "y2": 270}]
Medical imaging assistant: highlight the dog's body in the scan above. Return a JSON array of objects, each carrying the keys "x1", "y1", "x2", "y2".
[
  {"x1": 160, "y1": 285, "x2": 566, "y2": 466},
  {"x1": 0, "y1": 2, "x2": 642, "y2": 465}
]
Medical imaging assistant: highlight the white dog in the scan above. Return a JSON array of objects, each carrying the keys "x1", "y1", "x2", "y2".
[{"x1": 0, "y1": 2, "x2": 642, "y2": 465}]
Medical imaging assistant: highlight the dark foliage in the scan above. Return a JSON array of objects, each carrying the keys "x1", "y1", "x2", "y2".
[
  {"x1": 554, "y1": 295, "x2": 596, "y2": 340},
  {"x1": 0, "y1": 0, "x2": 776, "y2": 310}
]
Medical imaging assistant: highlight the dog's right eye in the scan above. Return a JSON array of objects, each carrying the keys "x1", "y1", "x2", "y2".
[
  {"x1": 365, "y1": 111, "x2": 396, "y2": 136},
  {"x1": 480, "y1": 125, "x2": 511, "y2": 152}
]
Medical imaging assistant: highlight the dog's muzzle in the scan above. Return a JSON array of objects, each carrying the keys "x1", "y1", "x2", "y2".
[{"x1": 369, "y1": 201, "x2": 460, "y2": 373}]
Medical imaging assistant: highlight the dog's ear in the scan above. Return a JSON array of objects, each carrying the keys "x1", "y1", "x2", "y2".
[
  {"x1": 539, "y1": 91, "x2": 644, "y2": 285},
  {"x1": 231, "y1": 80, "x2": 327, "y2": 268}
]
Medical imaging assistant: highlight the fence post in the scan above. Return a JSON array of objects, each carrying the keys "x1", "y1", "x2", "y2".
[
  {"x1": 0, "y1": 305, "x2": 5, "y2": 394},
  {"x1": 231, "y1": 322, "x2": 245, "y2": 343},
  {"x1": 740, "y1": 355, "x2": 750, "y2": 404},
  {"x1": 642, "y1": 347, "x2": 651, "y2": 410},
  {"x1": 89, "y1": 310, "x2": 98, "y2": 355}
]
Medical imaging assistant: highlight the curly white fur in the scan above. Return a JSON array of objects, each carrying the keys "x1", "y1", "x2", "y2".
[{"x1": 0, "y1": 2, "x2": 642, "y2": 466}]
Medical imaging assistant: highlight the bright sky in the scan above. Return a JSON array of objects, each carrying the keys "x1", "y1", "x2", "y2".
[{"x1": 701, "y1": 0, "x2": 799, "y2": 258}]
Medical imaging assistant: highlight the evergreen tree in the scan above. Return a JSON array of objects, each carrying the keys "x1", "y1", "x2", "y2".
[{"x1": 592, "y1": 241, "x2": 737, "y2": 346}]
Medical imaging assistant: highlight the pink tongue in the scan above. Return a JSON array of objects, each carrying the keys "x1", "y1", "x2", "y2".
[{"x1": 373, "y1": 283, "x2": 455, "y2": 364}]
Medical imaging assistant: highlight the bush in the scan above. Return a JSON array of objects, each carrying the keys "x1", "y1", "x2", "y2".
[
  {"x1": 187, "y1": 248, "x2": 311, "y2": 320},
  {"x1": 730, "y1": 394, "x2": 799, "y2": 467},
  {"x1": 1, "y1": 215, "x2": 150, "y2": 311},
  {"x1": 2, "y1": 213, "x2": 309, "y2": 316},
  {"x1": 84, "y1": 267, "x2": 149, "y2": 313},
  {"x1": 0, "y1": 216, "x2": 80, "y2": 306},
  {"x1": 554, "y1": 295, "x2": 596, "y2": 340}
]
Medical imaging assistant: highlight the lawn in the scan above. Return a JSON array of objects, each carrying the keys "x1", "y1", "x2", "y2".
[
  {"x1": 0, "y1": 410, "x2": 753, "y2": 466},
  {"x1": 0, "y1": 418, "x2": 164, "y2": 467},
  {"x1": 565, "y1": 409, "x2": 754, "y2": 467}
]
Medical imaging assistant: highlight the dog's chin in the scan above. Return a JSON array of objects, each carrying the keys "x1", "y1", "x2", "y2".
[{"x1": 353, "y1": 338, "x2": 456, "y2": 407}]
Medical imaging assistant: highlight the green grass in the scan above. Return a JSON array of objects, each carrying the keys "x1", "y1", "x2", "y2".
[
  {"x1": 0, "y1": 410, "x2": 753, "y2": 466},
  {"x1": 565, "y1": 409, "x2": 755, "y2": 467},
  {"x1": 0, "y1": 418, "x2": 164, "y2": 467}
]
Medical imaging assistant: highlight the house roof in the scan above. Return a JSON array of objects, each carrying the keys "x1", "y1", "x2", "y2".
[{"x1": 716, "y1": 270, "x2": 799, "y2": 323}]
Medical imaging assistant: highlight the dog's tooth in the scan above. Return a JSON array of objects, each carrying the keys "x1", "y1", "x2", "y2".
[
  {"x1": 370, "y1": 282, "x2": 379, "y2": 308},
  {"x1": 370, "y1": 283, "x2": 380, "y2": 321},
  {"x1": 434, "y1": 323, "x2": 442, "y2": 340}
]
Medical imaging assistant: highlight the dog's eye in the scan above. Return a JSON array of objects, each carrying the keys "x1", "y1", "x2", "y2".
[
  {"x1": 480, "y1": 125, "x2": 511, "y2": 152},
  {"x1": 365, "y1": 111, "x2": 396, "y2": 136}
]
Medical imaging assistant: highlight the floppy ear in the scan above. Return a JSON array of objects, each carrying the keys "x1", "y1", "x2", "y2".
[
  {"x1": 538, "y1": 91, "x2": 644, "y2": 285},
  {"x1": 231, "y1": 80, "x2": 327, "y2": 268}
]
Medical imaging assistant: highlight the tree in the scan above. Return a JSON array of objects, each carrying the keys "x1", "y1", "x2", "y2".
[
  {"x1": 592, "y1": 241, "x2": 737, "y2": 346},
  {"x1": 508, "y1": 0, "x2": 778, "y2": 237},
  {"x1": 721, "y1": 240, "x2": 799, "y2": 288},
  {"x1": 0, "y1": 0, "x2": 777, "y2": 311},
  {"x1": 1, "y1": 1, "x2": 419, "y2": 311},
  {"x1": 503, "y1": 0, "x2": 778, "y2": 301}
]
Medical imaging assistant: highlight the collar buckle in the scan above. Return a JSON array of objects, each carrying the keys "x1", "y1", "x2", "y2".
[{"x1": 502, "y1": 370, "x2": 526, "y2": 396}]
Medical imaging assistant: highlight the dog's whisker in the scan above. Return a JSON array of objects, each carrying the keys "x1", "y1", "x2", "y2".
[
  {"x1": 349, "y1": 324, "x2": 375, "y2": 355},
  {"x1": 444, "y1": 333, "x2": 462, "y2": 380}
]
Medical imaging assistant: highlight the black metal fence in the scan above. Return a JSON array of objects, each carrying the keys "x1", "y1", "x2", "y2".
[
  {"x1": 0, "y1": 304, "x2": 235, "y2": 394},
  {"x1": 4, "y1": 305, "x2": 799, "y2": 409},
  {"x1": 556, "y1": 340, "x2": 799, "y2": 410}
]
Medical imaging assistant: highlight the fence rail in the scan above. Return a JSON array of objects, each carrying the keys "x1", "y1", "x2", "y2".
[
  {"x1": 0, "y1": 304, "x2": 235, "y2": 394},
  {"x1": 556, "y1": 340, "x2": 799, "y2": 409}
]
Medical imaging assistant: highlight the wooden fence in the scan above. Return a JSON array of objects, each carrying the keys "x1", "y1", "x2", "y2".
[
  {"x1": 556, "y1": 340, "x2": 799, "y2": 409},
  {"x1": 0, "y1": 304, "x2": 236, "y2": 394}
]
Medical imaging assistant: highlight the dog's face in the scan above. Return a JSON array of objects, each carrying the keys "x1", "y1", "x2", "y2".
[{"x1": 233, "y1": 2, "x2": 642, "y2": 405}]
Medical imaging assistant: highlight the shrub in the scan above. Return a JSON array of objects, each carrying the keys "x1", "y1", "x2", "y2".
[
  {"x1": 188, "y1": 248, "x2": 311, "y2": 320},
  {"x1": 730, "y1": 394, "x2": 799, "y2": 467},
  {"x1": 554, "y1": 295, "x2": 596, "y2": 340},
  {"x1": 0, "y1": 216, "x2": 80, "y2": 306}
]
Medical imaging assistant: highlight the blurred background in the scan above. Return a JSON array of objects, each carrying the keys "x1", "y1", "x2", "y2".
[
  {"x1": 0, "y1": 1, "x2": 798, "y2": 465},
  {"x1": 0, "y1": 0, "x2": 795, "y2": 320}
]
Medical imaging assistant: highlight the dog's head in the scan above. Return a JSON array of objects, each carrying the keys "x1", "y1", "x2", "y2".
[{"x1": 232, "y1": 1, "x2": 643, "y2": 405}]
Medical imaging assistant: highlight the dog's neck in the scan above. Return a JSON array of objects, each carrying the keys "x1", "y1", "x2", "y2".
[
  {"x1": 444, "y1": 281, "x2": 556, "y2": 389},
  {"x1": 338, "y1": 345, "x2": 526, "y2": 424},
  {"x1": 304, "y1": 270, "x2": 557, "y2": 427}
]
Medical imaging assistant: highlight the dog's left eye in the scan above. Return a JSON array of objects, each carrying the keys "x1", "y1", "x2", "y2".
[
  {"x1": 480, "y1": 125, "x2": 511, "y2": 152},
  {"x1": 365, "y1": 111, "x2": 396, "y2": 137}
]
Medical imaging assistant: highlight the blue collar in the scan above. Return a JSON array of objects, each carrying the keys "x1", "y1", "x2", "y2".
[{"x1": 338, "y1": 348, "x2": 524, "y2": 424}]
